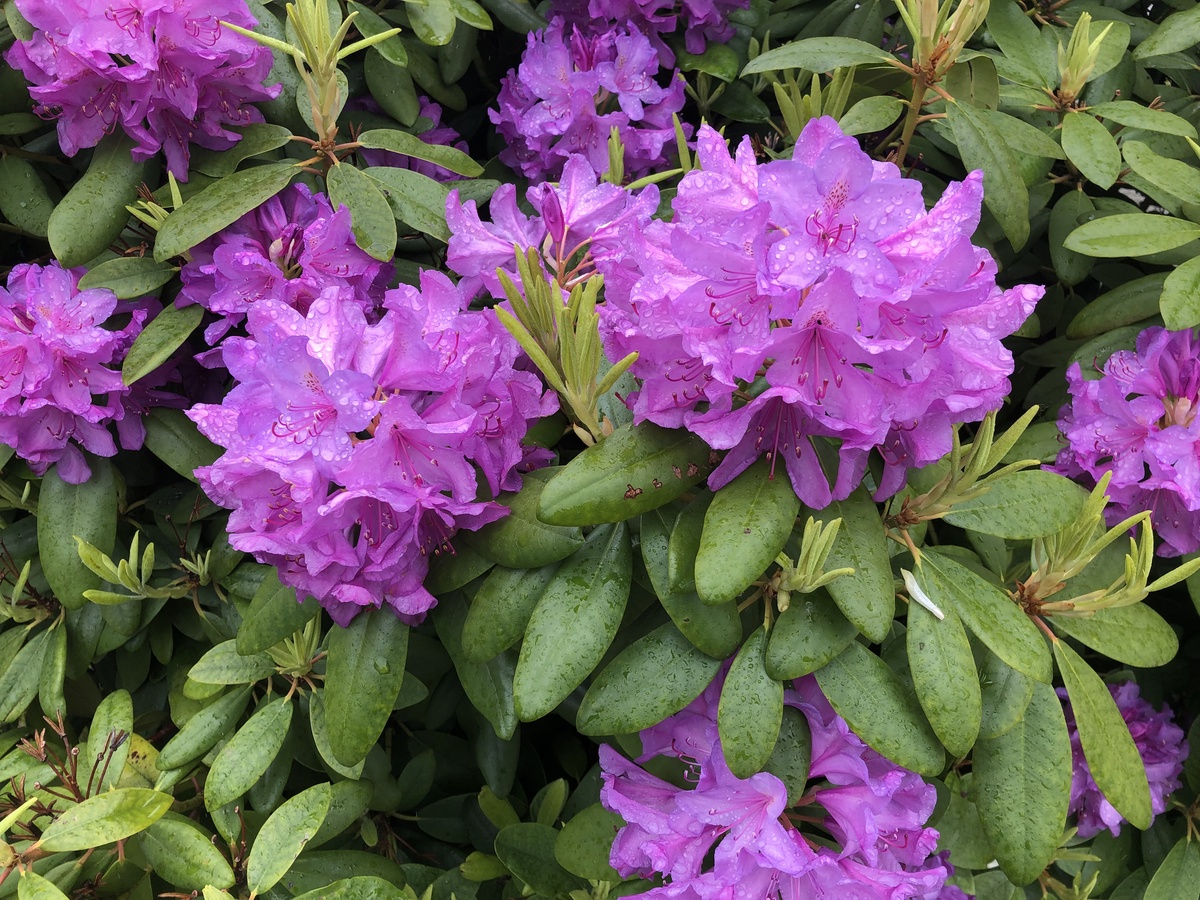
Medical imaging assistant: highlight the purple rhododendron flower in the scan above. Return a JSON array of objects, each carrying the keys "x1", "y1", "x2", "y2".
[
  {"x1": 179, "y1": 183, "x2": 390, "y2": 346},
  {"x1": 1059, "y1": 681, "x2": 1187, "y2": 840},
  {"x1": 600, "y1": 673, "x2": 962, "y2": 900},
  {"x1": 1052, "y1": 326, "x2": 1200, "y2": 556},
  {"x1": 491, "y1": 17, "x2": 687, "y2": 181},
  {"x1": 595, "y1": 118, "x2": 1043, "y2": 508},
  {"x1": 0, "y1": 262, "x2": 151, "y2": 483},
  {"x1": 5, "y1": 0, "x2": 280, "y2": 178},
  {"x1": 548, "y1": 0, "x2": 750, "y2": 63},
  {"x1": 187, "y1": 277, "x2": 556, "y2": 625}
]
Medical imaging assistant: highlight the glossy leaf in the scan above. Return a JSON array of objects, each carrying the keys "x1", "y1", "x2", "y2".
[
  {"x1": 741, "y1": 36, "x2": 898, "y2": 74},
  {"x1": 291, "y1": 877, "x2": 410, "y2": 900},
  {"x1": 514, "y1": 522, "x2": 632, "y2": 721},
  {"x1": 85, "y1": 689, "x2": 134, "y2": 792},
  {"x1": 947, "y1": 100, "x2": 1029, "y2": 249},
  {"x1": 122, "y1": 303, "x2": 204, "y2": 386},
  {"x1": 15, "y1": 874, "x2": 68, "y2": 900},
  {"x1": 764, "y1": 588, "x2": 857, "y2": 680},
  {"x1": 494, "y1": 823, "x2": 588, "y2": 897},
  {"x1": 695, "y1": 458, "x2": 799, "y2": 605},
  {"x1": 324, "y1": 607, "x2": 409, "y2": 765},
  {"x1": 79, "y1": 256, "x2": 178, "y2": 300},
  {"x1": 667, "y1": 492, "x2": 712, "y2": 595},
  {"x1": 0, "y1": 156, "x2": 52, "y2": 237},
  {"x1": 37, "y1": 459, "x2": 118, "y2": 610},
  {"x1": 156, "y1": 685, "x2": 253, "y2": 770},
  {"x1": 359, "y1": 128, "x2": 483, "y2": 176},
  {"x1": 138, "y1": 813, "x2": 236, "y2": 891},
  {"x1": 907, "y1": 589, "x2": 981, "y2": 758},
  {"x1": 434, "y1": 593, "x2": 518, "y2": 739},
  {"x1": 245, "y1": 783, "x2": 332, "y2": 895},
  {"x1": 973, "y1": 681, "x2": 1072, "y2": 885},
  {"x1": 818, "y1": 490, "x2": 894, "y2": 642},
  {"x1": 0, "y1": 629, "x2": 49, "y2": 724},
  {"x1": 1051, "y1": 604, "x2": 1177, "y2": 668},
  {"x1": 464, "y1": 471, "x2": 583, "y2": 567},
  {"x1": 235, "y1": 567, "x2": 320, "y2": 656},
  {"x1": 364, "y1": 166, "x2": 451, "y2": 240},
  {"x1": 1144, "y1": 837, "x2": 1200, "y2": 900},
  {"x1": 942, "y1": 471, "x2": 1088, "y2": 539},
  {"x1": 327, "y1": 162, "x2": 396, "y2": 262},
  {"x1": 554, "y1": 804, "x2": 621, "y2": 881},
  {"x1": 577, "y1": 622, "x2": 720, "y2": 736},
  {"x1": 141, "y1": 408, "x2": 220, "y2": 481},
  {"x1": 1065, "y1": 273, "x2": 1166, "y2": 339},
  {"x1": 1063, "y1": 214, "x2": 1200, "y2": 258},
  {"x1": 40, "y1": 789, "x2": 172, "y2": 851},
  {"x1": 718, "y1": 626, "x2": 783, "y2": 777},
  {"x1": 348, "y1": 2, "x2": 408, "y2": 65},
  {"x1": 49, "y1": 133, "x2": 148, "y2": 267},
  {"x1": 815, "y1": 641, "x2": 944, "y2": 776},
  {"x1": 189, "y1": 122, "x2": 293, "y2": 177},
  {"x1": 1054, "y1": 640, "x2": 1151, "y2": 830},
  {"x1": 1161, "y1": 255, "x2": 1200, "y2": 332},
  {"x1": 205, "y1": 696, "x2": 293, "y2": 811},
  {"x1": 188, "y1": 640, "x2": 276, "y2": 686},
  {"x1": 1049, "y1": 190, "x2": 1096, "y2": 288},
  {"x1": 461, "y1": 564, "x2": 558, "y2": 663},
  {"x1": 978, "y1": 647, "x2": 1033, "y2": 741},
  {"x1": 1124, "y1": 140, "x2": 1200, "y2": 206},
  {"x1": 1061, "y1": 112, "x2": 1120, "y2": 190}
]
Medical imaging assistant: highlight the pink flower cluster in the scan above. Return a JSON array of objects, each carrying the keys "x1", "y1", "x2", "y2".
[
  {"x1": 5, "y1": 0, "x2": 278, "y2": 178},
  {"x1": 601, "y1": 674, "x2": 966, "y2": 899},
  {"x1": 0, "y1": 263, "x2": 150, "y2": 483},
  {"x1": 1053, "y1": 327, "x2": 1200, "y2": 556}
]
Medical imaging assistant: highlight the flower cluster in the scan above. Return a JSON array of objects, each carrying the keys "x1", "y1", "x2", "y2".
[
  {"x1": 358, "y1": 96, "x2": 469, "y2": 182},
  {"x1": 179, "y1": 183, "x2": 391, "y2": 347},
  {"x1": 5, "y1": 0, "x2": 279, "y2": 178},
  {"x1": 1059, "y1": 681, "x2": 1187, "y2": 840},
  {"x1": 594, "y1": 118, "x2": 1043, "y2": 508},
  {"x1": 186, "y1": 275, "x2": 556, "y2": 626},
  {"x1": 0, "y1": 262, "x2": 150, "y2": 484},
  {"x1": 549, "y1": 0, "x2": 750, "y2": 62},
  {"x1": 1052, "y1": 327, "x2": 1200, "y2": 556},
  {"x1": 491, "y1": 17, "x2": 686, "y2": 182},
  {"x1": 600, "y1": 674, "x2": 964, "y2": 899}
]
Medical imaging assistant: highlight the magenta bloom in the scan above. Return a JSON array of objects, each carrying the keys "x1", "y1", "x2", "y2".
[
  {"x1": 491, "y1": 18, "x2": 687, "y2": 181},
  {"x1": 548, "y1": 0, "x2": 750, "y2": 63},
  {"x1": 1053, "y1": 327, "x2": 1200, "y2": 556},
  {"x1": 5, "y1": 0, "x2": 279, "y2": 178},
  {"x1": 179, "y1": 183, "x2": 390, "y2": 346},
  {"x1": 187, "y1": 277, "x2": 556, "y2": 625},
  {"x1": 597, "y1": 118, "x2": 1043, "y2": 508},
  {"x1": 1059, "y1": 681, "x2": 1187, "y2": 839},
  {"x1": 600, "y1": 673, "x2": 959, "y2": 900},
  {"x1": 0, "y1": 263, "x2": 150, "y2": 483}
]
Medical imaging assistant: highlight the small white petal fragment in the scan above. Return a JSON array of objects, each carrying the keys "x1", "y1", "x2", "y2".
[{"x1": 901, "y1": 568, "x2": 945, "y2": 620}]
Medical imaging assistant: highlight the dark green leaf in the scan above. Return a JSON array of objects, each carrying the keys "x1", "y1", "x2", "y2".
[
  {"x1": 513, "y1": 522, "x2": 631, "y2": 721},
  {"x1": 818, "y1": 490, "x2": 894, "y2": 642},
  {"x1": 765, "y1": 706, "x2": 811, "y2": 805},
  {"x1": 718, "y1": 627, "x2": 783, "y2": 777},
  {"x1": 668, "y1": 492, "x2": 712, "y2": 595},
  {"x1": 359, "y1": 129, "x2": 483, "y2": 176},
  {"x1": 291, "y1": 877, "x2": 410, "y2": 900},
  {"x1": 577, "y1": 622, "x2": 720, "y2": 736},
  {"x1": 121, "y1": 304, "x2": 203, "y2": 386},
  {"x1": 324, "y1": 607, "x2": 409, "y2": 766},
  {"x1": 741, "y1": 36, "x2": 898, "y2": 74},
  {"x1": 838, "y1": 96, "x2": 903, "y2": 136},
  {"x1": 235, "y1": 567, "x2": 320, "y2": 656},
  {"x1": 978, "y1": 647, "x2": 1033, "y2": 740},
  {"x1": 37, "y1": 625, "x2": 66, "y2": 721},
  {"x1": 141, "y1": 408, "x2": 220, "y2": 481},
  {"x1": 0, "y1": 156, "x2": 53, "y2": 237},
  {"x1": 49, "y1": 133, "x2": 148, "y2": 267},
  {"x1": 364, "y1": 166, "x2": 451, "y2": 240},
  {"x1": 157, "y1": 685, "x2": 253, "y2": 770},
  {"x1": 154, "y1": 162, "x2": 298, "y2": 262},
  {"x1": 434, "y1": 593, "x2": 518, "y2": 740},
  {"x1": 188, "y1": 122, "x2": 292, "y2": 178},
  {"x1": 973, "y1": 681, "x2": 1072, "y2": 885},
  {"x1": 676, "y1": 43, "x2": 740, "y2": 82},
  {"x1": 40, "y1": 789, "x2": 172, "y2": 851},
  {"x1": 1049, "y1": 190, "x2": 1096, "y2": 288},
  {"x1": 907, "y1": 591, "x2": 981, "y2": 757},
  {"x1": 494, "y1": 823, "x2": 588, "y2": 896},
  {"x1": 461, "y1": 564, "x2": 558, "y2": 663},
  {"x1": 464, "y1": 470, "x2": 583, "y2": 568},
  {"x1": 0, "y1": 629, "x2": 49, "y2": 725},
  {"x1": 38, "y1": 458, "x2": 118, "y2": 611},
  {"x1": 695, "y1": 458, "x2": 799, "y2": 605},
  {"x1": 327, "y1": 163, "x2": 396, "y2": 262},
  {"x1": 364, "y1": 48, "x2": 419, "y2": 125},
  {"x1": 1066, "y1": 273, "x2": 1166, "y2": 339},
  {"x1": 348, "y1": 2, "x2": 408, "y2": 65},
  {"x1": 816, "y1": 641, "x2": 944, "y2": 776},
  {"x1": 79, "y1": 256, "x2": 177, "y2": 300},
  {"x1": 554, "y1": 804, "x2": 621, "y2": 881},
  {"x1": 942, "y1": 471, "x2": 1089, "y2": 539},
  {"x1": 764, "y1": 588, "x2": 857, "y2": 680},
  {"x1": 947, "y1": 100, "x2": 1029, "y2": 249}
]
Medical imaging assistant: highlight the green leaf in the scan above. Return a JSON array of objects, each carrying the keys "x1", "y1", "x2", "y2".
[
  {"x1": 37, "y1": 625, "x2": 67, "y2": 721},
  {"x1": 676, "y1": 43, "x2": 740, "y2": 82},
  {"x1": 189, "y1": 641, "x2": 276, "y2": 687},
  {"x1": 348, "y1": 2, "x2": 408, "y2": 66},
  {"x1": 1066, "y1": 273, "x2": 1166, "y2": 339},
  {"x1": 1144, "y1": 837, "x2": 1200, "y2": 900},
  {"x1": 16, "y1": 873, "x2": 68, "y2": 900},
  {"x1": 921, "y1": 550, "x2": 1051, "y2": 683},
  {"x1": 668, "y1": 493, "x2": 712, "y2": 594},
  {"x1": 284, "y1": 851, "x2": 406, "y2": 895},
  {"x1": 464, "y1": 470, "x2": 584, "y2": 568},
  {"x1": 764, "y1": 588, "x2": 857, "y2": 680},
  {"x1": 364, "y1": 166, "x2": 451, "y2": 240},
  {"x1": 425, "y1": 541, "x2": 493, "y2": 595},
  {"x1": 308, "y1": 690, "x2": 365, "y2": 780},
  {"x1": 0, "y1": 629, "x2": 49, "y2": 725},
  {"x1": 978, "y1": 647, "x2": 1033, "y2": 740},
  {"x1": 49, "y1": 133, "x2": 148, "y2": 267},
  {"x1": 364, "y1": 48, "x2": 419, "y2": 125},
  {"x1": 245, "y1": 782, "x2": 332, "y2": 896},
  {"x1": 1054, "y1": 640, "x2": 1151, "y2": 829},
  {"x1": 514, "y1": 522, "x2": 631, "y2": 721},
  {"x1": 815, "y1": 641, "x2": 944, "y2": 776},
  {"x1": 292, "y1": 877, "x2": 410, "y2": 900},
  {"x1": 947, "y1": 100, "x2": 1030, "y2": 249},
  {"x1": 205, "y1": 697, "x2": 293, "y2": 811},
  {"x1": 137, "y1": 813, "x2": 236, "y2": 892},
  {"x1": 838, "y1": 96, "x2": 904, "y2": 136},
  {"x1": 1134, "y1": 6, "x2": 1200, "y2": 59},
  {"x1": 984, "y1": 0, "x2": 1055, "y2": 87},
  {"x1": 154, "y1": 162, "x2": 298, "y2": 262},
  {"x1": 324, "y1": 607, "x2": 409, "y2": 766},
  {"x1": 359, "y1": 128, "x2": 483, "y2": 176},
  {"x1": 818, "y1": 490, "x2": 894, "y2": 642},
  {"x1": 1089, "y1": 101, "x2": 1197, "y2": 138},
  {"x1": 906, "y1": 590, "x2": 981, "y2": 758},
  {"x1": 936, "y1": 773, "x2": 996, "y2": 870},
  {"x1": 536, "y1": 422, "x2": 712, "y2": 526},
  {"x1": 494, "y1": 823, "x2": 588, "y2": 897},
  {"x1": 695, "y1": 458, "x2": 799, "y2": 605},
  {"x1": 765, "y1": 705, "x2": 811, "y2": 805},
  {"x1": 78, "y1": 256, "x2": 178, "y2": 300},
  {"x1": 1049, "y1": 190, "x2": 1096, "y2": 288},
  {"x1": 476, "y1": 0, "x2": 544, "y2": 32},
  {"x1": 189, "y1": 123, "x2": 294, "y2": 178},
  {"x1": 40, "y1": 788, "x2": 172, "y2": 851},
  {"x1": 1124, "y1": 140, "x2": 1200, "y2": 206},
  {"x1": 1051, "y1": 604, "x2": 1177, "y2": 668},
  {"x1": 1160, "y1": 255, "x2": 1200, "y2": 331},
  {"x1": 1063, "y1": 213, "x2": 1200, "y2": 258},
  {"x1": 157, "y1": 685, "x2": 253, "y2": 770},
  {"x1": 38, "y1": 458, "x2": 118, "y2": 611},
  {"x1": 554, "y1": 804, "x2": 621, "y2": 881},
  {"x1": 308, "y1": 778, "x2": 373, "y2": 850},
  {"x1": 0, "y1": 156, "x2": 53, "y2": 237},
  {"x1": 85, "y1": 689, "x2": 133, "y2": 792},
  {"x1": 942, "y1": 471, "x2": 1089, "y2": 539},
  {"x1": 577, "y1": 622, "x2": 721, "y2": 736},
  {"x1": 408, "y1": 0, "x2": 456, "y2": 45},
  {"x1": 741, "y1": 36, "x2": 898, "y2": 75},
  {"x1": 326, "y1": 163, "x2": 396, "y2": 262},
  {"x1": 235, "y1": 567, "x2": 320, "y2": 656},
  {"x1": 141, "y1": 408, "x2": 220, "y2": 481},
  {"x1": 121, "y1": 303, "x2": 204, "y2": 386},
  {"x1": 461, "y1": 564, "x2": 558, "y2": 663},
  {"x1": 973, "y1": 680, "x2": 1072, "y2": 885},
  {"x1": 434, "y1": 593, "x2": 518, "y2": 740},
  {"x1": 718, "y1": 627, "x2": 783, "y2": 777}
]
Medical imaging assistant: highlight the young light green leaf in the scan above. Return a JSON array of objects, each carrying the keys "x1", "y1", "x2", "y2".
[
  {"x1": 245, "y1": 783, "x2": 332, "y2": 896},
  {"x1": 39, "y1": 789, "x2": 173, "y2": 851},
  {"x1": 138, "y1": 813, "x2": 236, "y2": 892},
  {"x1": 205, "y1": 696, "x2": 293, "y2": 811},
  {"x1": 1063, "y1": 214, "x2": 1200, "y2": 258}
]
